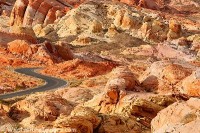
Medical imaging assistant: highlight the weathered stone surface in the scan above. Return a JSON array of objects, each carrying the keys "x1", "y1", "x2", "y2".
[
  {"x1": 10, "y1": 0, "x2": 85, "y2": 27},
  {"x1": 0, "y1": 30, "x2": 37, "y2": 45},
  {"x1": 140, "y1": 61, "x2": 194, "y2": 93},
  {"x1": 54, "y1": 115, "x2": 93, "y2": 133},
  {"x1": 70, "y1": 106, "x2": 102, "y2": 129},
  {"x1": 179, "y1": 69, "x2": 200, "y2": 96},
  {"x1": 8, "y1": 40, "x2": 73, "y2": 64},
  {"x1": 8, "y1": 40, "x2": 30, "y2": 55},
  {"x1": 41, "y1": 59, "x2": 117, "y2": 79},
  {"x1": 152, "y1": 98, "x2": 200, "y2": 133},
  {"x1": 0, "y1": 104, "x2": 16, "y2": 132},
  {"x1": 167, "y1": 19, "x2": 182, "y2": 40},
  {"x1": 9, "y1": 93, "x2": 73, "y2": 128}
]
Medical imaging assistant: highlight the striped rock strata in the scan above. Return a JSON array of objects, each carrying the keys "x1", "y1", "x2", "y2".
[{"x1": 10, "y1": 0, "x2": 85, "y2": 27}]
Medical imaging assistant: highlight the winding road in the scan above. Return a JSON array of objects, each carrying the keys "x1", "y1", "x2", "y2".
[{"x1": 0, "y1": 68, "x2": 67, "y2": 99}]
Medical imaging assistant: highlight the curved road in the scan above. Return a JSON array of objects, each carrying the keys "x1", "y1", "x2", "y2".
[{"x1": 0, "y1": 68, "x2": 67, "y2": 99}]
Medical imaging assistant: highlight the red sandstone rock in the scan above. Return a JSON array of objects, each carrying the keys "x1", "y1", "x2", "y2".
[
  {"x1": 42, "y1": 59, "x2": 117, "y2": 79},
  {"x1": 10, "y1": 0, "x2": 85, "y2": 27},
  {"x1": 7, "y1": 40, "x2": 74, "y2": 64},
  {"x1": 8, "y1": 40, "x2": 30, "y2": 55}
]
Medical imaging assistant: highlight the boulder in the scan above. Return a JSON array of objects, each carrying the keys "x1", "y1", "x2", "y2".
[
  {"x1": 140, "y1": 61, "x2": 193, "y2": 93},
  {"x1": 151, "y1": 98, "x2": 200, "y2": 133},
  {"x1": 70, "y1": 106, "x2": 102, "y2": 129},
  {"x1": 53, "y1": 115, "x2": 93, "y2": 133},
  {"x1": 108, "y1": 66, "x2": 139, "y2": 91},
  {"x1": 179, "y1": 69, "x2": 200, "y2": 96},
  {"x1": 9, "y1": 93, "x2": 73, "y2": 127}
]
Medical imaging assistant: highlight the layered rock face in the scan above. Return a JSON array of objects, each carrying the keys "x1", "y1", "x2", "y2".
[
  {"x1": 8, "y1": 0, "x2": 200, "y2": 28},
  {"x1": 10, "y1": 0, "x2": 85, "y2": 27}
]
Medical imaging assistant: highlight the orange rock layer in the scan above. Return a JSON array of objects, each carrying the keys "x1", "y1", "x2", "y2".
[{"x1": 10, "y1": 0, "x2": 85, "y2": 27}]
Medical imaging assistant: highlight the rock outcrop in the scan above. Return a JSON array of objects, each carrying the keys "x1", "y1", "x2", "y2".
[
  {"x1": 102, "y1": 66, "x2": 139, "y2": 104},
  {"x1": 9, "y1": 93, "x2": 73, "y2": 128},
  {"x1": 42, "y1": 59, "x2": 117, "y2": 79},
  {"x1": 51, "y1": 1, "x2": 184, "y2": 44},
  {"x1": 0, "y1": 30, "x2": 37, "y2": 45},
  {"x1": 140, "y1": 61, "x2": 194, "y2": 94},
  {"x1": 7, "y1": 40, "x2": 73, "y2": 64},
  {"x1": 178, "y1": 69, "x2": 200, "y2": 96},
  {"x1": 9, "y1": 0, "x2": 200, "y2": 29},
  {"x1": 0, "y1": 1, "x2": 12, "y2": 16},
  {"x1": 152, "y1": 98, "x2": 200, "y2": 133},
  {"x1": 117, "y1": 0, "x2": 160, "y2": 10},
  {"x1": 119, "y1": 0, "x2": 200, "y2": 14},
  {"x1": 10, "y1": 0, "x2": 86, "y2": 27},
  {"x1": 54, "y1": 106, "x2": 101, "y2": 132},
  {"x1": 0, "y1": 104, "x2": 16, "y2": 132}
]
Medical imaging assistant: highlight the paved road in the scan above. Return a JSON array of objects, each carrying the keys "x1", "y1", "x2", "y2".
[{"x1": 0, "y1": 68, "x2": 67, "y2": 99}]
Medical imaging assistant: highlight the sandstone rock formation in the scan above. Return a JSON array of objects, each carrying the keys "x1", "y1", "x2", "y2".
[
  {"x1": 0, "y1": 31, "x2": 37, "y2": 45},
  {"x1": 42, "y1": 59, "x2": 117, "y2": 79},
  {"x1": 8, "y1": 40, "x2": 31, "y2": 55},
  {"x1": 152, "y1": 98, "x2": 200, "y2": 133},
  {"x1": 102, "y1": 66, "x2": 139, "y2": 104},
  {"x1": 0, "y1": 1, "x2": 12, "y2": 16},
  {"x1": 0, "y1": 0, "x2": 200, "y2": 132},
  {"x1": 84, "y1": 90, "x2": 177, "y2": 131},
  {"x1": 7, "y1": 40, "x2": 73, "y2": 64},
  {"x1": 140, "y1": 61, "x2": 194, "y2": 94},
  {"x1": 10, "y1": 0, "x2": 86, "y2": 27},
  {"x1": 50, "y1": 1, "x2": 186, "y2": 44},
  {"x1": 178, "y1": 69, "x2": 200, "y2": 96},
  {"x1": 118, "y1": 0, "x2": 160, "y2": 10},
  {"x1": 119, "y1": 0, "x2": 200, "y2": 14},
  {"x1": 60, "y1": 87, "x2": 93, "y2": 105},
  {"x1": 54, "y1": 115, "x2": 94, "y2": 133},
  {"x1": 9, "y1": 93, "x2": 73, "y2": 128},
  {"x1": 0, "y1": 104, "x2": 16, "y2": 132},
  {"x1": 54, "y1": 106, "x2": 101, "y2": 132},
  {"x1": 9, "y1": 0, "x2": 200, "y2": 29}
]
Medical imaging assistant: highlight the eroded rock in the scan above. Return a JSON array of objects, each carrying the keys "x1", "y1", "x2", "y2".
[{"x1": 152, "y1": 98, "x2": 200, "y2": 133}]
